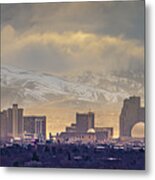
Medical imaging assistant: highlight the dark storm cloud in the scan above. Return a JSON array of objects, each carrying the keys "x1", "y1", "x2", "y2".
[
  {"x1": 1, "y1": 1, "x2": 144, "y2": 76},
  {"x1": 1, "y1": 1, "x2": 144, "y2": 41}
]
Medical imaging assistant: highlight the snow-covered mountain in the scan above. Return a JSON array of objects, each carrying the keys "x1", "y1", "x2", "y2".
[{"x1": 1, "y1": 65, "x2": 144, "y2": 108}]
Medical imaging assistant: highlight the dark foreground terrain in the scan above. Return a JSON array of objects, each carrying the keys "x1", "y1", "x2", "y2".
[{"x1": 0, "y1": 143, "x2": 145, "y2": 170}]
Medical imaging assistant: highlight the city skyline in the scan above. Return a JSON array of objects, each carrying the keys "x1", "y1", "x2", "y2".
[
  {"x1": 1, "y1": 1, "x2": 145, "y2": 138},
  {"x1": 0, "y1": 96, "x2": 144, "y2": 140},
  {"x1": 0, "y1": 104, "x2": 47, "y2": 141}
]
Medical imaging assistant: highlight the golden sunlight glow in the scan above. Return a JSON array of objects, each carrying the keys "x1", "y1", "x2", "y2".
[
  {"x1": 1, "y1": 25, "x2": 144, "y2": 61},
  {"x1": 131, "y1": 122, "x2": 145, "y2": 138}
]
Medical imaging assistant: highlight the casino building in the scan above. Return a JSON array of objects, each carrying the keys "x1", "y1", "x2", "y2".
[{"x1": 56, "y1": 111, "x2": 113, "y2": 143}]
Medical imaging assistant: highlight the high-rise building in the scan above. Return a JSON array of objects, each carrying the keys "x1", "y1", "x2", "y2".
[
  {"x1": 87, "y1": 112, "x2": 95, "y2": 129},
  {"x1": 24, "y1": 116, "x2": 46, "y2": 140},
  {"x1": 12, "y1": 104, "x2": 23, "y2": 138},
  {"x1": 7, "y1": 108, "x2": 13, "y2": 137},
  {"x1": 24, "y1": 116, "x2": 35, "y2": 134},
  {"x1": 120, "y1": 96, "x2": 145, "y2": 137},
  {"x1": 0, "y1": 104, "x2": 24, "y2": 140},
  {"x1": 35, "y1": 117, "x2": 46, "y2": 140},
  {"x1": 18, "y1": 108, "x2": 24, "y2": 137},
  {"x1": 76, "y1": 112, "x2": 95, "y2": 133},
  {"x1": 0, "y1": 111, "x2": 7, "y2": 141}
]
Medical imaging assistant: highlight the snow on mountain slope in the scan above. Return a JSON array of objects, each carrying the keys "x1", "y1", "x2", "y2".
[{"x1": 1, "y1": 65, "x2": 143, "y2": 107}]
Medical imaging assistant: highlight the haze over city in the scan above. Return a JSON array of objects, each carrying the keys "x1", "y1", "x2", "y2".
[{"x1": 1, "y1": 1, "x2": 145, "y2": 137}]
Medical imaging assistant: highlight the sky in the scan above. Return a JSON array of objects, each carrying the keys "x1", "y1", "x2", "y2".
[
  {"x1": 1, "y1": 1, "x2": 144, "y2": 75},
  {"x1": 1, "y1": 1, "x2": 145, "y2": 137}
]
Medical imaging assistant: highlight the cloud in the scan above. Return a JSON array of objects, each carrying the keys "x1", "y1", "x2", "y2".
[
  {"x1": 1, "y1": 1, "x2": 144, "y2": 40},
  {"x1": 1, "y1": 25, "x2": 144, "y2": 75},
  {"x1": 1, "y1": 1, "x2": 144, "y2": 75}
]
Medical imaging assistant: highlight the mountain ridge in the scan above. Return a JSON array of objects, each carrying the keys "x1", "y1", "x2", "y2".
[{"x1": 1, "y1": 65, "x2": 144, "y2": 108}]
